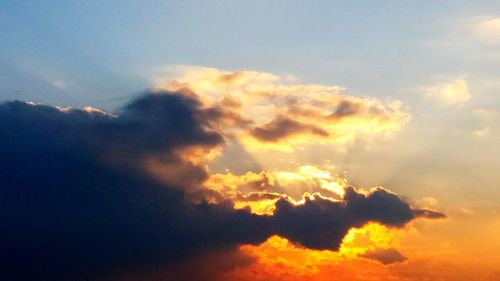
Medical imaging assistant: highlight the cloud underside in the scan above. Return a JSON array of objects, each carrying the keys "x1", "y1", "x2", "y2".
[{"x1": 0, "y1": 90, "x2": 441, "y2": 280}]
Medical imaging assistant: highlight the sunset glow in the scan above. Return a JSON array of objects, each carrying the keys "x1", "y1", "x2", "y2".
[{"x1": 1, "y1": 2, "x2": 500, "y2": 281}]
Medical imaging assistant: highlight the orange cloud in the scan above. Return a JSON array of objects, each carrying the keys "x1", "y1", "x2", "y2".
[
  {"x1": 203, "y1": 165, "x2": 348, "y2": 214},
  {"x1": 223, "y1": 223, "x2": 407, "y2": 281}
]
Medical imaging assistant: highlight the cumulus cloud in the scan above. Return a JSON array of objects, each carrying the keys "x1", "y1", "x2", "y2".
[
  {"x1": 425, "y1": 78, "x2": 471, "y2": 107},
  {"x1": 155, "y1": 66, "x2": 409, "y2": 150},
  {"x1": 0, "y1": 93, "x2": 247, "y2": 280},
  {"x1": 0, "y1": 91, "x2": 443, "y2": 281}
]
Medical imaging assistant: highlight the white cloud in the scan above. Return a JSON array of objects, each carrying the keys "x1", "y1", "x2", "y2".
[
  {"x1": 476, "y1": 18, "x2": 500, "y2": 45},
  {"x1": 426, "y1": 79, "x2": 471, "y2": 107}
]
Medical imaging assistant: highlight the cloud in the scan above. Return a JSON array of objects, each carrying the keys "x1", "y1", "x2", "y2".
[
  {"x1": 0, "y1": 93, "x2": 263, "y2": 280},
  {"x1": 204, "y1": 165, "x2": 348, "y2": 214},
  {"x1": 155, "y1": 66, "x2": 409, "y2": 150},
  {"x1": 476, "y1": 18, "x2": 500, "y2": 45},
  {"x1": 137, "y1": 247, "x2": 256, "y2": 281},
  {"x1": 251, "y1": 116, "x2": 329, "y2": 142},
  {"x1": 0, "y1": 91, "x2": 442, "y2": 280},
  {"x1": 425, "y1": 79, "x2": 471, "y2": 107},
  {"x1": 359, "y1": 248, "x2": 407, "y2": 265},
  {"x1": 272, "y1": 187, "x2": 444, "y2": 251}
]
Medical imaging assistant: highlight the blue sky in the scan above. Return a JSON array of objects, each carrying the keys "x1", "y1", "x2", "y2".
[{"x1": 2, "y1": 0, "x2": 500, "y2": 108}]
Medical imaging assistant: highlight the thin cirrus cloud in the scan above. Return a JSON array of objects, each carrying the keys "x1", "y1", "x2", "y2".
[
  {"x1": 155, "y1": 66, "x2": 410, "y2": 151},
  {"x1": 0, "y1": 87, "x2": 443, "y2": 280}
]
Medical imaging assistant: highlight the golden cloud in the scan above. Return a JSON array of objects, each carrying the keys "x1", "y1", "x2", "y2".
[
  {"x1": 155, "y1": 66, "x2": 410, "y2": 151},
  {"x1": 203, "y1": 165, "x2": 348, "y2": 214}
]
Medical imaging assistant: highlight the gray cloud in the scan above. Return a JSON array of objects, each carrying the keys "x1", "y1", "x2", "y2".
[
  {"x1": 359, "y1": 248, "x2": 407, "y2": 265},
  {"x1": 251, "y1": 116, "x2": 329, "y2": 142}
]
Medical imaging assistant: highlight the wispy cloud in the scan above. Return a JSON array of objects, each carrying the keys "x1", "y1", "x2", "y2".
[
  {"x1": 425, "y1": 78, "x2": 471, "y2": 107},
  {"x1": 476, "y1": 17, "x2": 500, "y2": 45}
]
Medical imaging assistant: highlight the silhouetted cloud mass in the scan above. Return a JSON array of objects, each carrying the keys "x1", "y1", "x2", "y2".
[
  {"x1": 273, "y1": 187, "x2": 442, "y2": 251},
  {"x1": 0, "y1": 92, "x2": 444, "y2": 280}
]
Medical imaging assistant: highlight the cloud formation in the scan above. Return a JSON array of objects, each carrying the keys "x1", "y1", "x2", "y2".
[
  {"x1": 0, "y1": 91, "x2": 442, "y2": 280},
  {"x1": 426, "y1": 78, "x2": 471, "y2": 107},
  {"x1": 0, "y1": 93, "x2": 262, "y2": 280},
  {"x1": 205, "y1": 165, "x2": 347, "y2": 212},
  {"x1": 156, "y1": 66, "x2": 409, "y2": 150},
  {"x1": 273, "y1": 187, "x2": 443, "y2": 251}
]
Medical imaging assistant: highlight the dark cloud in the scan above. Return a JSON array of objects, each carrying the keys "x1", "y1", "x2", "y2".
[
  {"x1": 0, "y1": 93, "x2": 262, "y2": 281},
  {"x1": 250, "y1": 116, "x2": 329, "y2": 142},
  {"x1": 110, "y1": 246, "x2": 256, "y2": 281},
  {"x1": 359, "y1": 248, "x2": 407, "y2": 265},
  {"x1": 272, "y1": 187, "x2": 443, "y2": 251},
  {"x1": 0, "y1": 92, "x2": 444, "y2": 280},
  {"x1": 413, "y1": 208, "x2": 447, "y2": 219},
  {"x1": 118, "y1": 91, "x2": 222, "y2": 153}
]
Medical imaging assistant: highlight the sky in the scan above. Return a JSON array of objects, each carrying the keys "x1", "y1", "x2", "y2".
[{"x1": 1, "y1": 1, "x2": 500, "y2": 280}]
